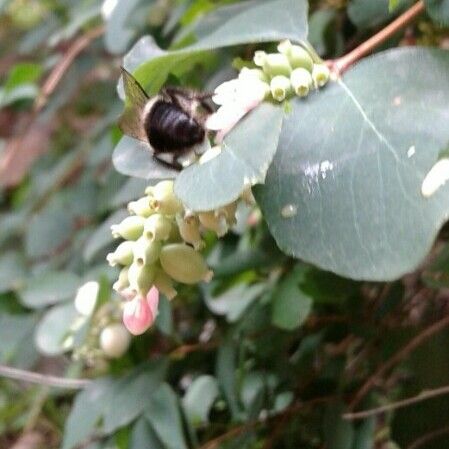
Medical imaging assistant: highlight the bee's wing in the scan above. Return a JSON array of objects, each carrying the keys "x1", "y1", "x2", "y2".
[{"x1": 118, "y1": 67, "x2": 150, "y2": 143}]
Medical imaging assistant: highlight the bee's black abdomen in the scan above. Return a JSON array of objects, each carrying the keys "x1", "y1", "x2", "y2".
[{"x1": 146, "y1": 100, "x2": 205, "y2": 153}]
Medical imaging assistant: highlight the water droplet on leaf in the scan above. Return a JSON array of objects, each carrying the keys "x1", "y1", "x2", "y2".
[{"x1": 281, "y1": 204, "x2": 297, "y2": 218}]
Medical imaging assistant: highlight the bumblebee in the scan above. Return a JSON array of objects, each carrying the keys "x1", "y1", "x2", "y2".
[{"x1": 119, "y1": 68, "x2": 213, "y2": 170}]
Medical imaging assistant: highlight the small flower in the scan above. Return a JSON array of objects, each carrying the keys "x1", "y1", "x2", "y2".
[
  {"x1": 312, "y1": 64, "x2": 330, "y2": 88},
  {"x1": 270, "y1": 75, "x2": 291, "y2": 102},
  {"x1": 290, "y1": 68, "x2": 313, "y2": 97},
  {"x1": 122, "y1": 287, "x2": 159, "y2": 335},
  {"x1": 206, "y1": 77, "x2": 268, "y2": 142}
]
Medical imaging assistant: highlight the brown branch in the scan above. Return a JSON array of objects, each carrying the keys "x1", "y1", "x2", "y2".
[
  {"x1": 348, "y1": 313, "x2": 449, "y2": 410},
  {"x1": 0, "y1": 364, "x2": 91, "y2": 389},
  {"x1": 0, "y1": 25, "x2": 104, "y2": 187},
  {"x1": 330, "y1": 1, "x2": 425, "y2": 75},
  {"x1": 406, "y1": 424, "x2": 449, "y2": 449},
  {"x1": 344, "y1": 384, "x2": 449, "y2": 420},
  {"x1": 34, "y1": 25, "x2": 105, "y2": 111}
]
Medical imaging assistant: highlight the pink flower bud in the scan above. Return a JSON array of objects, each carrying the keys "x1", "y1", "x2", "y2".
[{"x1": 122, "y1": 287, "x2": 159, "y2": 335}]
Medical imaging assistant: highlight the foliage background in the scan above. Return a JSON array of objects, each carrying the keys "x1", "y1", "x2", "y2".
[{"x1": 1, "y1": 0, "x2": 449, "y2": 448}]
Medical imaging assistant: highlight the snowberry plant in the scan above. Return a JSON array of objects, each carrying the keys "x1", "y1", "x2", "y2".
[{"x1": 1, "y1": 0, "x2": 449, "y2": 448}]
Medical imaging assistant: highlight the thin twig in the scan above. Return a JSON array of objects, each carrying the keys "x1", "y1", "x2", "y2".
[
  {"x1": 330, "y1": 0, "x2": 425, "y2": 75},
  {"x1": 0, "y1": 25, "x2": 104, "y2": 186},
  {"x1": 349, "y1": 313, "x2": 449, "y2": 410},
  {"x1": 344, "y1": 384, "x2": 449, "y2": 420},
  {"x1": 0, "y1": 364, "x2": 91, "y2": 389},
  {"x1": 406, "y1": 424, "x2": 449, "y2": 449},
  {"x1": 34, "y1": 25, "x2": 105, "y2": 111}
]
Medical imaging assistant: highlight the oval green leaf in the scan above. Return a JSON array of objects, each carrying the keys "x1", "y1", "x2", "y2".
[
  {"x1": 133, "y1": 0, "x2": 309, "y2": 93},
  {"x1": 256, "y1": 48, "x2": 449, "y2": 281},
  {"x1": 175, "y1": 103, "x2": 284, "y2": 211},
  {"x1": 425, "y1": 0, "x2": 449, "y2": 25}
]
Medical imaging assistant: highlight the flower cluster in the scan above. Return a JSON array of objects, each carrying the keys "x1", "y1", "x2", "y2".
[
  {"x1": 70, "y1": 281, "x2": 132, "y2": 362},
  {"x1": 108, "y1": 180, "x2": 246, "y2": 335},
  {"x1": 206, "y1": 40, "x2": 330, "y2": 141}
]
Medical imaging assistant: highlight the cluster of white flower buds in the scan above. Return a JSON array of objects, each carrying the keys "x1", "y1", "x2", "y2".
[
  {"x1": 70, "y1": 281, "x2": 132, "y2": 362},
  {"x1": 249, "y1": 40, "x2": 330, "y2": 102},
  {"x1": 206, "y1": 40, "x2": 330, "y2": 141},
  {"x1": 108, "y1": 180, "x2": 250, "y2": 335}
]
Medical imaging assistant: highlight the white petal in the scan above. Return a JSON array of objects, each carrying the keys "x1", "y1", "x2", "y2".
[{"x1": 206, "y1": 104, "x2": 247, "y2": 132}]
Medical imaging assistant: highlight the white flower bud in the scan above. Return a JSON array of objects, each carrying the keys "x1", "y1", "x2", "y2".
[
  {"x1": 128, "y1": 196, "x2": 155, "y2": 217},
  {"x1": 270, "y1": 75, "x2": 292, "y2": 102},
  {"x1": 239, "y1": 67, "x2": 269, "y2": 83},
  {"x1": 312, "y1": 63, "x2": 330, "y2": 88},
  {"x1": 111, "y1": 216, "x2": 145, "y2": 240},
  {"x1": 133, "y1": 237, "x2": 162, "y2": 266},
  {"x1": 128, "y1": 262, "x2": 156, "y2": 296},
  {"x1": 217, "y1": 202, "x2": 238, "y2": 225},
  {"x1": 113, "y1": 267, "x2": 130, "y2": 292},
  {"x1": 100, "y1": 323, "x2": 131, "y2": 359},
  {"x1": 277, "y1": 39, "x2": 292, "y2": 55},
  {"x1": 106, "y1": 241, "x2": 134, "y2": 267},
  {"x1": 144, "y1": 214, "x2": 172, "y2": 241},
  {"x1": 290, "y1": 68, "x2": 313, "y2": 97},
  {"x1": 74, "y1": 281, "x2": 99, "y2": 316},
  {"x1": 263, "y1": 53, "x2": 292, "y2": 77},
  {"x1": 149, "y1": 180, "x2": 183, "y2": 215},
  {"x1": 176, "y1": 215, "x2": 204, "y2": 250},
  {"x1": 288, "y1": 45, "x2": 314, "y2": 72},
  {"x1": 253, "y1": 50, "x2": 267, "y2": 67},
  {"x1": 198, "y1": 211, "x2": 228, "y2": 237}
]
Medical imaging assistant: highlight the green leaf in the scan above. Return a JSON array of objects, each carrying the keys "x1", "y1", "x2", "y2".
[
  {"x1": 131, "y1": 417, "x2": 164, "y2": 449},
  {"x1": 133, "y1": 0, "x2": 308, "y2": 93},
  {"x1": 203, "y1": 282, "x2": 266, "y2": 322},
  {"x1": 155, "y1": 295, "x2": 173, "y2": 335},
  {"x1": 175, "y1": 103, "x2": 284, "y2": 211},
  {"x1": 145, "y1": 383, "x2": 188, "y2": 449},
  {"x1": 348, "y1": 0, "x2": 412, "y2": 28},
  {"x1": 0, "y1": 313, "x2": 37, "y2": 365},
  {"x1": 103, "y1": 360, "x2": 168, "y2": 433},
  {"x1": 104, "y1": 0, "x2": 155, "y2": 55},
  {"x1": 182, "y1": 375, "x2": 219, "y2": 426},
  {"x1": 216, "y1": 337, "x2": 241, "y2": 419},
  {"x1": 389, "y1": 0, "x2": 400, "y2": 11},
  {"x1": 18, "y1": 271, "x2": 81, "y2": 309},
  {"x1": 34, "y1": 302, "x2": 78, "y2": 356},
  {"x1": 4, "y1": 62, "x2": 42, "y2": 90},
  {"x1": 0, "y1": 251, "x2": 27, "y2": 293},
  {"x1": 112, "y1": 136, "x2": 178, "y2": 181},
  {"x1": 271, "y1": 265, "x2": 313, "y2": 330},
  {"x1": 353, "y1": 418, "x2": 375, "y2": 449},
  {"x1": 323, "y1": 402, "x2": 354, "y2": 449},
  {"x1": 256, "y1": 48, "x2": 449, "y2": 281},
  {"x1": 63, "y1": 378, "x2": 116, "y2": 449},
  {"x1": 110, "y1": 177, "x2": 149, "y2": 208},
  {"x1": 26, "y1": 197, "x2": 74, "y2": 259},
  {"x1": 425, "y1": 0, "x2": 449, "y2": 25},
  {"x1": 83, "y1": 209, "x2": 128, "y2": 262}
]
